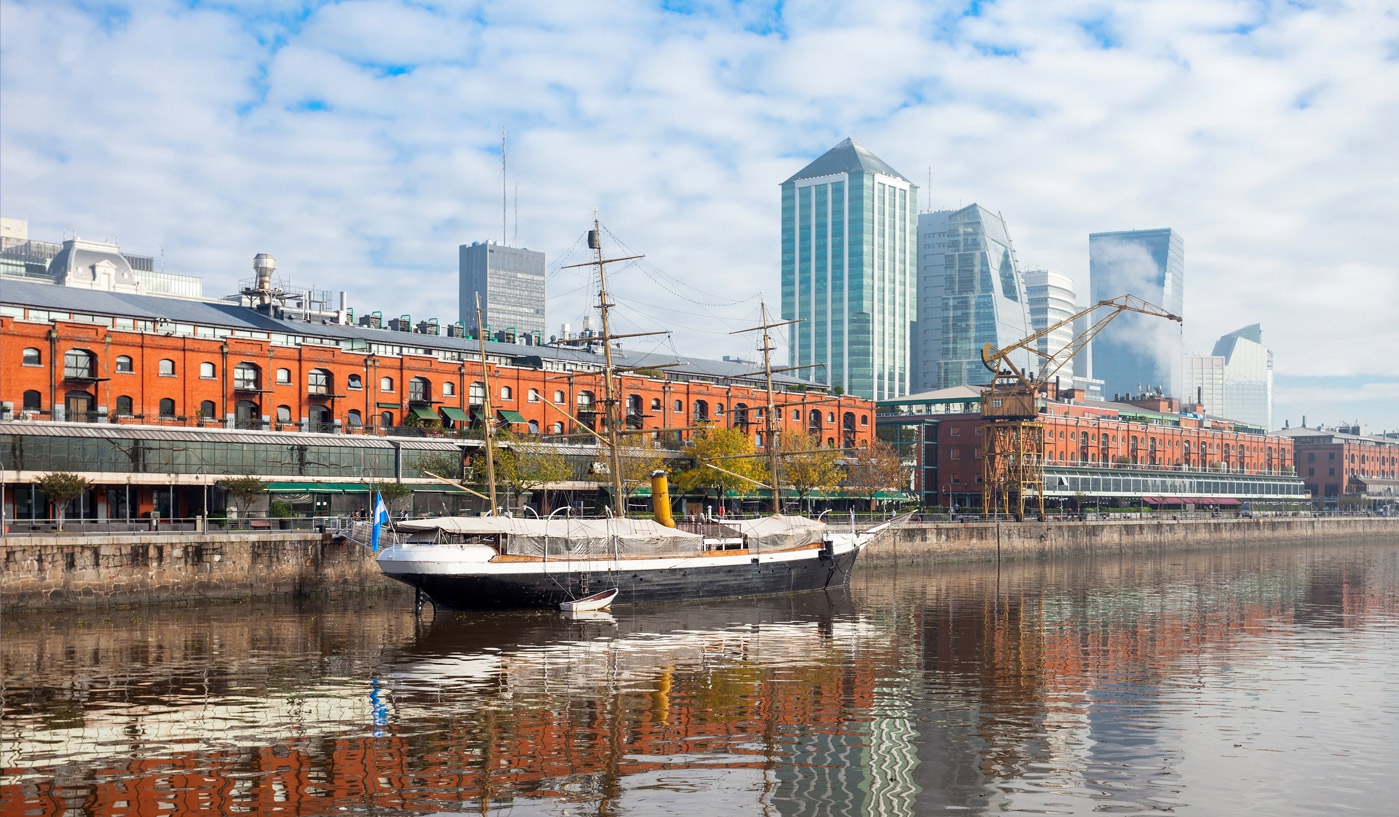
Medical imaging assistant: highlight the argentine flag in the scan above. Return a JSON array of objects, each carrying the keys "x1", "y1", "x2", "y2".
[{"x1": 371, "y1": 492, "x2": 390, "y2": 552}]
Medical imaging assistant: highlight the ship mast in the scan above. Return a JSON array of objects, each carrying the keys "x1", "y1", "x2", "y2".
[
  {"x1": 729, "y1": 300, "x2": 808, "y2": 514},
  {"x1": 474, "y1": 293, "x2": 498, "y2": 514}
]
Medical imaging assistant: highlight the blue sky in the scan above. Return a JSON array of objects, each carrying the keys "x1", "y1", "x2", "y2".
[{"x1": 2, "y1": 0, "x2": 1397, "y2": 429}]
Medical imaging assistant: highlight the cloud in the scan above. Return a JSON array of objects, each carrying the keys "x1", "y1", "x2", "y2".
[{"x1": 2, "y1": 0, "x2": 1396, "y2": 425}]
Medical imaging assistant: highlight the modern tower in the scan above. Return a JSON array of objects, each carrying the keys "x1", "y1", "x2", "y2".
[
  {"x1": 914, "y1": 205, "x2": 1032, "y2": 391},
  {"x1": 1213, "y1": 324, "x2": 1274, "y2": 429},
  {"x1": 1088, "y1": 228, "x2": 1184, "y2": 399},
  {"x1": 459, "y1": 241, "x2": 546, "y2": 344},
  {"x1": 781, "y1": 138, "x2": 917, "y2": 400},
  {"x1": 1023, "y1": 268, "x2": 1078, "y2": 382}
]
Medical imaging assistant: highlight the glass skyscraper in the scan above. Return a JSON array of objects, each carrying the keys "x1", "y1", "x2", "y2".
[
  {"x1": 781, "y1": 138, "x2": 916, "y2": 400},
  {"x1": 1023, "y1": 268, "x2": 1078, "y2": 382},
  {"x1": 1213, "y1": 324, "x2": 1274, "y2": 429},
  {"x1": 914, "y1": 205, "x2": 1032, "y2": 391},
  {"x1": 459, "y1": 241, "x2": 546, "y2": 343},
  {"x1": 1088, "y1": 228, "x2": 1184, "y2": 399}
]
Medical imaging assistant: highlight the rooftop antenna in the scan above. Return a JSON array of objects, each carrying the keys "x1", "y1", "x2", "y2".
[
  {"x1": 926, "y1": 167, "x2": 932, "y2": 213},
  {"x1": 501, "y1": 125, "x2": 508, "y2": 245},
  {"x1": 513, "y1": 181, "x2": 519, "y2": 245}
]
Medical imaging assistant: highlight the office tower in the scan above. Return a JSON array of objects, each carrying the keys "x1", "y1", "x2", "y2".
[
  {"x1": 1213, "y1": 324, "x2": 1274, "y2": 429},
  {"x1": 1023, "y1": 268, "x2": 1078, "y2": 381},
  {"x1": 1088, "y1": 228, "x2": 1184, "y2": 399},
  {"x1": 914, "y1": 205, "x2": 1032, "y2": 391},
  {"x1": 1181, "y1": 353, "x2": 1226, "y2": 414},
  {"x1": 459, "y1": 241, "x2": 546, "y2": 344},
  {"x1": 781, "y1": 138, "x2": 916, "y2": 400}
]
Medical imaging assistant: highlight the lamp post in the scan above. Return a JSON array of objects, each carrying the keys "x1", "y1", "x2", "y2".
[{"x1": 943, "y1": 483, "x2": 955, "y2": 518}]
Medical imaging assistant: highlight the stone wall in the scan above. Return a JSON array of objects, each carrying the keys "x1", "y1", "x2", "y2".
[
  {"x1": 1, "y1": 532, "x2": 400, "y2": 610},
  {"x1": 865, "y1": 516, "x2": 1399, "y2": 566}
]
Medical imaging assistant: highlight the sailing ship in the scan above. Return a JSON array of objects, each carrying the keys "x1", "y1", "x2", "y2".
[{"x1": 375, "y1": 216, "x2": 892, "y2": 610}]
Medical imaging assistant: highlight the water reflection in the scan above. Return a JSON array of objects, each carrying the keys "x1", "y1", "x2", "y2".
[{"x1": 3, "y1": 541, "x2": 1396, "y2": 816}]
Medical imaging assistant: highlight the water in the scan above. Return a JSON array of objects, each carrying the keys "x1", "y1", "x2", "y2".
[{"x1": 3, "y1": 539, "x2": 1397, "y2": 816}]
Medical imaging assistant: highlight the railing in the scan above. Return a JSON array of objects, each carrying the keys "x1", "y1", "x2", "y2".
[
  {"x1": 0, "y1": 515, "x2": 370, "y2": 536},
  {"x1": 1047, "y1": 460, "x2": 1296, "y2": 478}
]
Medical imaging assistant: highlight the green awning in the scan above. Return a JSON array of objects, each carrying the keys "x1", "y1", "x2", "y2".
[
  {"x1": 376, "y1": 402, "x2": 401, "y2": 409},
  {"x1": 470, "y1": 407, "x2": 488, "y2": 421},
  {"x1": 266, "y1": 482, "x2": 371, "y2": 493},
  {"x1": 440, "y1": 406, "x2": 471, "y2": 422},
  {"x1": 410, "y1": 405, "x2": 439, "y2": 421},
  {"x1": 498, "y1": 409, "x2": 527, "y2": 424}
]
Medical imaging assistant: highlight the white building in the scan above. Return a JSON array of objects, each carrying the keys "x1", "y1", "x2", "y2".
[
  {"x1": 1181, "y1": 324, "x2": 1273, "y2": 428},
  {"x1": 1023, "y1": 268, "x2": 1078, "y2": 381}
]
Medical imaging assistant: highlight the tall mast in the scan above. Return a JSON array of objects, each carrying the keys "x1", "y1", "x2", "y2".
[
  {"x1": 759, "y1": 299, "x2": 781, "y2": 513},
  {"x1": 592, "y1": 213, "x2": 626, "y2": 516},
  {"x1": 474, "y1": 293, "x2": 498, "y2": 514}
]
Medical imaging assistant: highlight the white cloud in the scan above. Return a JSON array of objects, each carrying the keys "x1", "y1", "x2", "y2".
[{"x1": 2, "y1": 0, "x2": 1396, "y2": 424}]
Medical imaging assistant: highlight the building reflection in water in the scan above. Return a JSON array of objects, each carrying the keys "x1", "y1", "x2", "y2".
[{"x1": 1, "y1": 542, "x2": 1394, "y2": 816}]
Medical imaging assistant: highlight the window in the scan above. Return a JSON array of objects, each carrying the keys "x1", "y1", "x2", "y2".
[
  {"x1": 577, "y1": 391, "x2": 594, "y2": 408},
  {"x1": 277, "y1": 405, "x2": 292, "y2": 423},
  {"x1": 380, "y1": 411, "x2": 394, "y2": 428},
  {"x1": 277, "y1": 368, "x2": 292, "y2": 385},
  {"x1": 792, "y1": 409, "x2": 800, "y2": 420},
  {"x1": 115, "y1": 355, "x2": 133, "y2": 373},
  {"x1": 409, "y1": 377, "x2": 431, "y2": 403},
  {"x1": 529, "y1": 388, "x2": 541, "y2": 403},
  {"x1": 650, "y1": 397, "x2": 661, "y2": 411},
  {"x1": 116, "y1": 396, "x2": 134, "y2": 416},
  {"x1": 200, "y1": 400, "x2": 216, "y2": 419},
  {"x1": 554, "y1": 390, "x2": 565, "y2": 404},
  {"x1": 308, "y1": 369, "x2": 332, "y2": 395},
  {"x1": 158, "y1": 359, "x2": 175, "y2": 377},
  {"x1": 22, "y1": 348, "x2": 41, "y2": 366},
  {"x1": 348, "y1": 374, "x2": 363, "y2": 390},
  {"x1": 827, "y1": 412, "x2": 834, "y2": 423},
  {"x1": 22, "y1": 390, "x2": 41, "y2": 411},
  {"x1": 159, "y1": 398, "x2": 176, "y2": 417},
  {"x1": 500, "y1": 385, "x2": 513, "y2": 401},
  {"x1": 65, "y1": 349, "x2": 97, "y2": 379},
  {"x1": 234, "y1": 363, "x2": 260, "y2": 391},
  {"x1": 470, "y1": 382, "x2": 486, "y2": 403},
  {"x1": 380, "y1": 376, "x2": 394, "y2": 392},
  {"x1": 715, "y1": 403, "x2": 725, "y2": 416},
  {"x1": 442, "y1": 381, "x2": 455, "y2": 397},
  {"x1": 861, "y1": 415, "x2": 868, "y2": 426},
  {"x1": 348, "y1": 409, "x2": 363, "y2": 427},
  {"x1": 528, "y1": 420, "x2": 540, "y2": 434},
  {"x1": 200, "y1": 362, "x2": 216, "y2": 379},
  {"x1": 551, "y1": 421, "x2": 564, "y2": 434}
]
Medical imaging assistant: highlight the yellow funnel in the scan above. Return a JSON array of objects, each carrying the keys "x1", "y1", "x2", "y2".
[{"x1": 650, "y1": 470, "x2": 675, "y2": 528}]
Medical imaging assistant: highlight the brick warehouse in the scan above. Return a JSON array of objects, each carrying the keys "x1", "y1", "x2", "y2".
[{"x1": 0, "y1": 276, "x2": 875, "y2": 524}]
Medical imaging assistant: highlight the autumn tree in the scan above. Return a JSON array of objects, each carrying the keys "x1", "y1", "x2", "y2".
[
  {"x1": 490, "y1": 430, "x2": 572, "y2": 512},
  {"x1": 777, "y1": 430, "x2": 842, "y2": 513},
  {"x1": 610, "y1": 437, "x2": 670, "y2": 512},
  {"x1": 35, "y1": 471, "x2": 91, "y2": 532},
  {"x1": 842, "y1": 439, "x2": 909, "y2": 512},
  {"x1": 675, "y1": 425, "x2": 767, "y2": 512}
]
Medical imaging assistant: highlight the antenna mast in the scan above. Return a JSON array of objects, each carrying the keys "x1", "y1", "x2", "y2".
[
  {"x1": 501, "y1": 125, "x2": 508, "y2": 245},
  {"x1": 474, "y1": 293, "x2": 499, "y2": 514}
]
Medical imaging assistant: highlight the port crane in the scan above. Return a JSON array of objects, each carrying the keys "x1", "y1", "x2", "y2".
[{"x1": 980, "y1": 294, "x2": 1182, "y2": 519}]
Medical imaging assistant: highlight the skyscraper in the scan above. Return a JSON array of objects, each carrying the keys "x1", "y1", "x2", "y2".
[
  {"x1": 459, "y1": 241, "x2": 545, "y2": 344},
  {"x1": 914, "y1": 205, "x2": 1032, "y2": 391},
  {"x1": 1088, "y1": 228, "x2": 1184, "y2": 399},
  {"x1": 1023, "y1": 268, "x2": 1078, "y2": 381},
  {"x1": 781, "y1": 138, "x2": 916, "y2": 400},
  {"x1": 1213, "y1": 324, "x2": 1274, "y2": 429}
]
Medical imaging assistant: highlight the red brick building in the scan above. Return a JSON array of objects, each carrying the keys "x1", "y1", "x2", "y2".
[{"x1": 1277, "y1": 425, "x2": 1399, "y2": 509}]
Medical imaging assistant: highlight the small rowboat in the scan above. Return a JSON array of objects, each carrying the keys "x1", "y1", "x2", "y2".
[{"x1": 560, "y1": 588, "x2": 618, "y2": 612}]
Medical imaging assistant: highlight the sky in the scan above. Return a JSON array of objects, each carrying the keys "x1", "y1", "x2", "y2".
[{"x1": 2, "y1": 0, "x2": 1397, "y2": 430}]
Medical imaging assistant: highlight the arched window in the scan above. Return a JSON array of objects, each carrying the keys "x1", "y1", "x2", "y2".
[
  {"x1": 347, "y1": 374, "x2": 363, "y2": 390},
  {"x1": 715, "y1": 403, "x2": 725, "y2": 416},
  {"x1": 116, "y1": 396, "x2": 134, "y2": 416},
  {"x1": 826, "y1": 411, "x2": 835, "y2": 423},
  {"x1": 529, "y1": 388, "x2": 541, "y2": 403},
  {"x1": 200, "y1": 362, "x2": 216, "y2": 379},
  {"x1": 577, "y1": 391, "x2": 594, "y2": 408},
  {"x1": 276, "y1": 405, "x2": 292, "y2": 423},
  {"x1": 277, "y1": 368, "x2": 292, "y2": 385},
  {"x1": 234, "y1": 363, "x2": 260, "y2": 391},
  {"x1": 235, "y1": 400, "x2": 260, "y2": 429},
  {"x1": 528, "y1": 420, "x2": 540, "y2": 434},
  {"x1": 442, "y1": 381, "x2": 455, "y2": 397},
  {"x1": 554, "y1": 390, "x2": 565, "y2": 404},
  {"x1": 308, "y1": 404, "x2": 332, "y2": 432},
  {"x1": 347, "y1": 409, "x2": 363, "y2": 428},
  {"x1": 380, "y1": 376, "x2": 394, "y2": 392},
  {"x1": 651, "y1": 397, "x2": 661, "y2": 411},
  {"x1": 861, "y1": 415, "x2": 868, "y2": 426},
  {"x1": 693, "y1": 400, "x2": 708, "y2": 421},
  {"x1": 115, "y1": 355, "x2": 133, "y2": 373},
  {"x1": 200, "y1": 400, "x2": 216, "y2": 419},
  {"x1": 159, "y1": 398, "x2": 176, "y2": 417},
  {"x1": 22, "y1": 390, "x2": 41, "y2": 411},
  {"x1": 64, "y1": 349, "x2": 97, "y2": 379},
  {"x1": 627, "y1": 394, "x2": 642, "y2": 415},
  {"x1": 674, "y1": 399, "x2": 683, "y2": 413},
  {"x1": 470, "y1": 382, "x2": 487, "y2": 404},
  {"x1": 500, "y1": 385, "x2": 513, "y2": 401},
  {"x1": 380, "y1": 411, "x2": 394, "y2": 428},
  {"x1": 22, "y1": 348, "x2": 41, "y2": 366},
  {"x1": 158, "y1": 359, "x2": 175, "y2": 377},
  {"x1": 551, "y1": 421, "x2": 564, "y2": 434},
  {"x1": 827, "y1": 437, "x2": 835, "y2": 448},
  {"x1": 409, "y1": 377, "x2": 431, "y2": 403},
  {"x1": 308, "y1": 368, "x2": 332, "y2": 395}
]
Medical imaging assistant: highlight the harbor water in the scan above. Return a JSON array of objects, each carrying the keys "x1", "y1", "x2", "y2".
[{"x1": 3, "y1": 538, "x2": 1397, "y2": 815}]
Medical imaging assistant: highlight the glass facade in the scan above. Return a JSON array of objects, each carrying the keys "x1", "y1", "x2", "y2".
[
  {"x1": 1212, "y1": 324, "x2": 1273, "y2": 430},
  {"x1": 1088, "y1": 228, "x2": 1185, "y2": 399},
  {"x1": 459, "y1": 243, "x2": 546, "y2": 342},
  {"x1": 1023, "y1": 269, "x2": 1078, "y2": 380},
  {"x1": 781, "y1": 139, "x2": 915, "y2": 400},
  {"x1": 915, "y1": 205, "x2": 1032, "y2": 391}
]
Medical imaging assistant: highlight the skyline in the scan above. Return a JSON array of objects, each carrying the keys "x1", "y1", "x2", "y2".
[{"x1": 2, "y1": 0, "x2": 1396, "y2": 428}]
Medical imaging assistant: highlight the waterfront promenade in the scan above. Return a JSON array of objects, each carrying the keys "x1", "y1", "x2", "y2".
[{"x1": 3, "y1": 516, "x2": 1396, "y2": 610}]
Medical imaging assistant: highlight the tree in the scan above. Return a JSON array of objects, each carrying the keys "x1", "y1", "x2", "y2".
[
  {"x1": 218, "y1": 476, "x2": 267, "y2": 524},
  {"x1": 34, "y1": 471, "x2": 91, "y2": 532},
  {"x1": 364, "y1": 479, "x2": 412, "y2": 516},
  {"x1": 612, "y1": 437, "x2": 670, "y2": 512},
  {"x1": 674, "y1": 425, "x2": 767, "y2": 510},
  {"x1": 778, "y1": 430, "x2": 842, "y2": 513},
  {"x1": 843, "y1": 439, "x2": 908, "y2": 512},
  {"x1": 411, "y1": 451, "x2": 463, "y2": 483},
  {"x1": 490, "y1": 430, "x2": 572, "y2": 512}
]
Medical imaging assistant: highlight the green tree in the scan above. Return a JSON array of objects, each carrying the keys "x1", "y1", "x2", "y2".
[
  {"x1": 491, "y1": 430, "x2": 572, "y2": 512},
  {"x1": 675, "y1": 425, "x2": 767, "y2": 507},
  {"x1": 778, "y1": 430, "x2": 842, "y2": 513},
  {"x1": 34, "y1": 471, "x2": 91, "y2": 532},
  {"x1": 842, "y1": 439, "x2": 908, "y2": 512},
  {"x1": 411, "y1": 451, "x2": 463, "y2": 483},
  {"x1": 364, "y1": 479, "x2": 412, "y2": 516},
  {"x1": 218, "y1": 476, "x2": 267, "y2": 525}
]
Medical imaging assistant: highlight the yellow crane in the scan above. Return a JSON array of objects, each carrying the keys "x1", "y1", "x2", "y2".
[{"x1": 979, "y1": 294, "x2": 1182, "y2": 519}]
